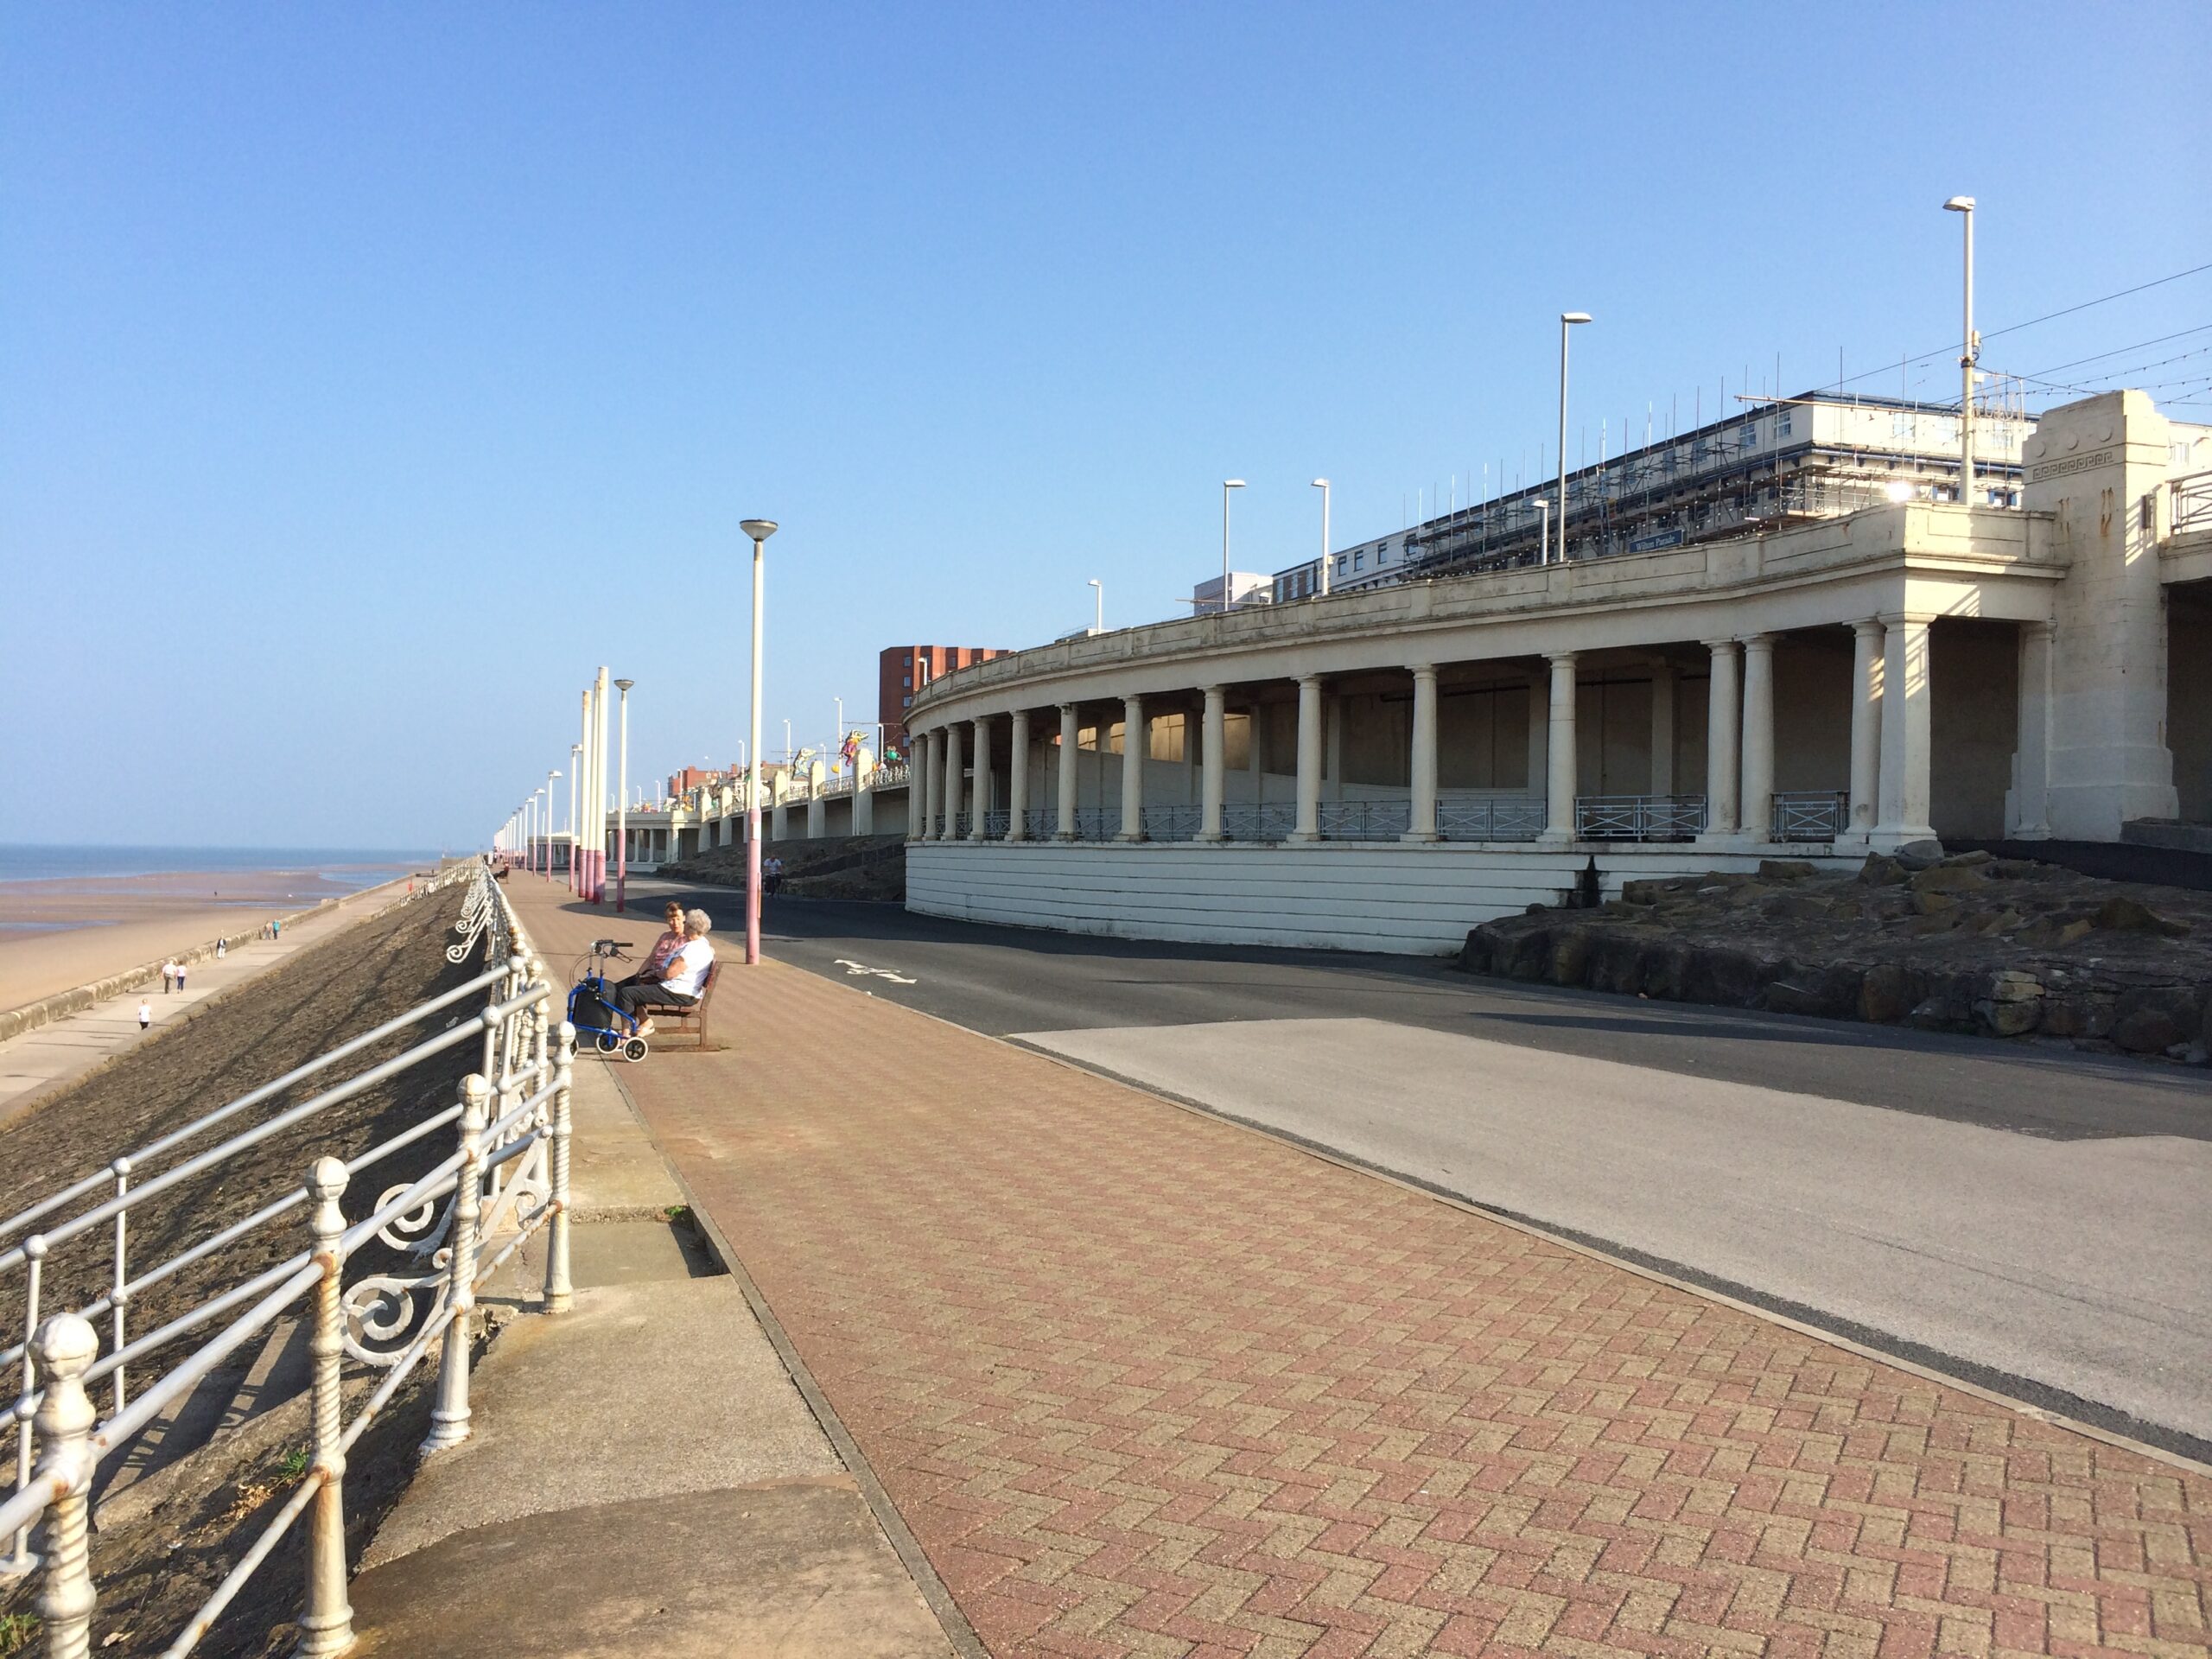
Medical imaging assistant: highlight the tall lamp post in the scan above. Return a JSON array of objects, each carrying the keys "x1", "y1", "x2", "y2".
[
  {"x1": 1555, "y1": 312, "x2": 1592, "y2": 563},
  {"x1": 567, "y1": 747, "x2": 582, "y2": 888},
  {"x1": 613, "y1": 678, "x2": 633, "y2": 912},
  {"x1": 1943, "y1": 195, "x2": 1978, "y2": 504},
  {"x1": 1311, "y1": 479, "x2": 1332, "y2": 596},
  {"x1": 1088, "y1": 578, "x2": 1103, "y2": 632},
  {"x1": 543, "y1": 772, "x2": 558, "y2": 878},
  {"x1": 740, "y1": 518, "x2": 778, "y2": 966},
  {"x1": 1220, "y1": 479, "x2": 1247, "y2": 610},
  {"x1": 592, "y1": 667, "x2": 610, "y2": 904}
]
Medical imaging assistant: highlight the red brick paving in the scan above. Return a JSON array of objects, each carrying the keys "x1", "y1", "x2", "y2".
[{"x1": 516, "y1": 883, "x2": 2211, "y2": 1657}]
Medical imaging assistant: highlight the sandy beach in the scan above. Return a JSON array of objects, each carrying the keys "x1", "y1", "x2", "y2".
[{"x1": 0, "y1": 867, "x2": 424, "y2": 1014}]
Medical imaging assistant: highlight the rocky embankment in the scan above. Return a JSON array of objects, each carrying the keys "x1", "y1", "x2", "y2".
[
  {"x1": 1459, "y1": 850, "x2": 2212, "y2": 1058},
  {"x1": 661, "y1": 833, "x2": 906, "y2": 901}
]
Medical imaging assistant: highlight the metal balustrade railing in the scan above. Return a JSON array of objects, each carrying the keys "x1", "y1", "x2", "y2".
[
  {"x1": 951, "y1": 811, "x2": 972, "y2": 839},
  {"x1": 2174, "y1": 471, "x2": 2212, "y2": 533},
  {"x1": 1072, "y1": 807, "x2": 1116, "y2": 842},
  {"x1": 1317, "y1": 800, "x2": 1411, "y2": 841},
  {"x1": 0, "y1": 860, "x2": 574, "y2": 1658},
  {"x1": 1771, "y1": 790, "x2": 1847, "y2": 842},
  {"x1": 1574, "y1": 794, "x2": 1707, "y2": 840},
  {"x1": 981, "y1": 810, "x2": 1010, "y2": 838},
  {"x1": 1221, "y1": 803, "x2": 1298, "y2": 842},
  {"x1": 1023, "y1": 808, "x2": 1055, "y2": 841},
  {"x1": 1141, "y1": 804, "x2": 1201, "y2": 842},
  {"x1": 871, "y1": 760, "x2": 911, "y2": 790},
  {"x1": 1437, "y1": 798, "x2": 1547, "y2": 841}
]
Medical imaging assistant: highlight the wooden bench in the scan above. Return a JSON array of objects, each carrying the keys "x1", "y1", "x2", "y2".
[{"x1": 639, "y1": 959, "x2": 719, "y2": 1050}]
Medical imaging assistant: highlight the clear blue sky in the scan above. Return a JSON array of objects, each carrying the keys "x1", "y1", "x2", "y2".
[{"x1": 4, "y1": 3, "x2": 2207, "y2": 849}]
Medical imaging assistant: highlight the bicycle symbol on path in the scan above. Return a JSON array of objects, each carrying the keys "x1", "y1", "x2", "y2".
[{"x1": 833, "y1": 958, "x2": 917, "y2": 985}]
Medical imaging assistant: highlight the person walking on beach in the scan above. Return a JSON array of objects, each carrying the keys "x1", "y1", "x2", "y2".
[
  {"x1": 216, "y1": 937, "x2": 227, "y2": 958},
  {"x1": 137, "y1": 999, "x2": 152, "y2": 1033}
]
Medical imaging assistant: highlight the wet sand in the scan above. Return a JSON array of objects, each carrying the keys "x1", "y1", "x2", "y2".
[{"x1": 0, "y1": 868, "x2": 422, "y2": 1014}]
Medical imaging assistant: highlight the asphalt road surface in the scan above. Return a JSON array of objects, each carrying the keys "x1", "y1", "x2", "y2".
[{"x1": 629, "y1": 880, "x2": 2212, "y2": 1461}]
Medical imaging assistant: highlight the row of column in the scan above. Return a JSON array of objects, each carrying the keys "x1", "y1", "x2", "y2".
[{"x1": 908, "y1": 616, "x2": 1960, "y2": 849}]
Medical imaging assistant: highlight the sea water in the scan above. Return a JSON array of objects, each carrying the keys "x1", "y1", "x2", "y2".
[{"x1": 0, "y1": 845, "x2": 445, "y2": 891}]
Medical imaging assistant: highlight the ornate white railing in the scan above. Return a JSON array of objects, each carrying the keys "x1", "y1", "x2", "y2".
[
  {"x1": 1574, "y1": 794, "x2": 1707, "y2": 841},
  {"x1": 1770, "y1": 790, "x2": 1848, "y2": 842},
  {"x1": 2171, "y1": 470, "x2": 2212, "y2": 534},
  {"x1": 0, "y1": 861, "x2": 575, "y2": 1659},
  {"x1": 871, "y1": 761, "x2": 910, "y2": 791}
]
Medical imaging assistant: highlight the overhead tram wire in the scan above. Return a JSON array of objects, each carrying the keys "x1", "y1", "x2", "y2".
[{"x1": 1792, "y1": 259, "x2": 2212, "y2": 399}]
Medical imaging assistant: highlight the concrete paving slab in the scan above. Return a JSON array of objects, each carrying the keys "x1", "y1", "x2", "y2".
[
  {"x1": 347, "y1": 1482, "x2": 951, "y2": 1657},
  {"x1": 564, "y1": 1050, "x2": 688, "y2": 1217}
]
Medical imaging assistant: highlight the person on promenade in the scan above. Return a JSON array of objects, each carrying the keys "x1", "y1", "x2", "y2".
[
  {"x1": 137, "y1": 999, "x2": 152, "y2": 1032},
  {"x1": 614, "y1": 902, "x2": 687, "y2": 993},
  {"x1": 175, "y1": 960, "x2": 188, "y2": 992},
  {"x1": 162, "y1": 958, "x2": 179, "y2": 993},
  {"x1": 216, "y1": 937, "x2": 227, "y2": 958},
  {"x1": 612, "y1": 910, "x2": 713, "y2": 1035}
]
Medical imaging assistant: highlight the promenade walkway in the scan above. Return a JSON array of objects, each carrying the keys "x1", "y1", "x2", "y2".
[
  {"x1": 511, "y1": 879, "x2": 2211, "y2": 1658},
  {"x1": 0, "y1": 878, "x2": 415, "y2": 1127}
]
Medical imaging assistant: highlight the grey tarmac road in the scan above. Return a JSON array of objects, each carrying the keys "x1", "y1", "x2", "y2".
[{"x1": 616, "y1": 880, "x2": 2212, "y2": 1461}]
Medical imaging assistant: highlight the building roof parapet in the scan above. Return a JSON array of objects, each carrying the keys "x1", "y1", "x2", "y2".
[{"x1": 911, "y1": 503, "x2": 2057, "y2": 722}]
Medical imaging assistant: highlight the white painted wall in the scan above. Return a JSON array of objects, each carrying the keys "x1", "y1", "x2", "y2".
[{"x1": 908, "y1": 842, "x2": 1853, "y2": 955}]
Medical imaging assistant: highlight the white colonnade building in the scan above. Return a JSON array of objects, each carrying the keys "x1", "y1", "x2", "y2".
[{"x1": 893, "y1": 391, "x2": 2212, "y2": 953}]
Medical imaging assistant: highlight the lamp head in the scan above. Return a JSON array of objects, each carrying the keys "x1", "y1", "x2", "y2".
[
  {"x1": 614, "y1": 678, "x2": 633, "y2": 692},
  {"x1": 1311, "y1": 478, "x2": 1329, "y2": 488},
  {"x1": 1561, "y1": 312, "x2": 1592, "y2": 326},
  {"x1": 740, "y1": 518, "x2": 779, "y2": 543},
  {"x1": 1224, "y1": 479, "x2": 1246, "y2": 489},
  {"x1": 1942, "y1": 195, "x2": 1974, "y2": 213}
]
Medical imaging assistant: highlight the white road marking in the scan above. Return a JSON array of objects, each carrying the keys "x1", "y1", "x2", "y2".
[{"x1": 832, "y1": 958, "x2": 917, "y2": 985}]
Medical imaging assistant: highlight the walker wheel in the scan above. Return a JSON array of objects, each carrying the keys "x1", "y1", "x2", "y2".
[
  {"x1": 623, "y1": 1038, "x2": 648, "y2": 1063},
  {"x1": 594, "y1": 1032, "x2": 620, "y2": 1054}
]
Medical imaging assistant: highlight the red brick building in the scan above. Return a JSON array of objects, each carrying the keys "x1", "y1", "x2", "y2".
[{"x1": 880, "y1": 645, "x2": 1005, "y2": 753}]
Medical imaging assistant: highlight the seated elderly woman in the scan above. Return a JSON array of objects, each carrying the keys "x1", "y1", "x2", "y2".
[
  {"x1": 616, "y1": 901, "x2": 689, "y2": 988},
  {"x1": 611, "y1": 909, "x2": 713, "y2": 1034}
]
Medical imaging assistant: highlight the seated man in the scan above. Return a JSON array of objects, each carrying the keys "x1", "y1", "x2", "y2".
[{"x1": 612, "y1": 909, "x2": 713, "y2": 1035}]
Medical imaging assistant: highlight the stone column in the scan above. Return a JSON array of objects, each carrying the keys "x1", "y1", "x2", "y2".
[
  {"x1": 969, "y1": 716, "x2": 992, "y2": 841},
  {"x1": 1007, "y1": 709, "x2": 1031, "y2": 840},
  {"x1": 1525, "y1": 669, "x2": 1548, "y2": 800},
  {"x1": 1056, "y1": 705, "x2": 1079, "y2": 839},
  {"x1": 1702, "y1": 640, "x2": 1741, "y2": 843},
  {"x1": 1291, "y1": 675, "x2": 1324, "y2": 842},
  {"x1": 944, "y1": 721, "x2": 964, "y2": 839},
  {"x1": 1649, "y1": 661, "x2": 1676, "y2": 795},
  {"x1": 1739, "y1": 634, "x2": 1777, "y2": 842},
  {"x1": 1198, "y1": 686, "x2": 1227, "y2": 842},
  {"x1": 1873, "y1": 613, "x2": 1937, "y2": 849},
  {"x1": 1540, "y1": 652, "x2": 1578, "y2": 846},
  {"x1": 919, "y1": 730, "x2": 940, "y2": 840},
  {"x1": 1405, "y1": 664, "x2": 1440, "y2": 842},
  {"x1": 1848, "y1": 620, "x2": 1884, "y2": 841},
  {"x1": 1117, "y1": 696, "x2": 1146, "y2": 841},
  {"x1": 1248, "y1": 702, "x2": 1266, "y2": 800},
  {"x1": 2009, "y1": 621, "x2": 2053, "y2": 840}
]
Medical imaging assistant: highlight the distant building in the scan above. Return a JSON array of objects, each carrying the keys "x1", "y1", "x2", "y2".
[
  {"x1": 1191, "y1": 572, "x2": 1273, "y2": 615},
  {"x1": 1271, "y1": 391, "x2": 2036, "y2": 601},
  {"x1": 665, "y1": 766, "x2": 729, "y2": 798},
  {"x1": 880, "y1": 645, "x2": 1006, "y2": 751}
]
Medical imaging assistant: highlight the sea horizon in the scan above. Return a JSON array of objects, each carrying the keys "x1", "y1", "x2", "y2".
[{"x1": 0, "y1": 843, "x2": 450, "y2": 889}]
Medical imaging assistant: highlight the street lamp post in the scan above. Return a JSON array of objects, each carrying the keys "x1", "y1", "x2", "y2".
[
  {"x1": 613, "y1": 678, "x2": 633, "y2": 912},
  {"x1": 1311, "y1": 479, "x2": 1331, "y2": 596},
  {"x1": 1531, "y1": 498, "x2": 1552, "y2": 565},
  {"x1": 567, "y1": 747, "x2": 582, "y2": 888},
  {"x1": 1088, "y1": 579, "x2": 1103, "y2": 632},
  {"x1": 1943, "y1": 195, "x2": 1978, "y2": 504},
  {"x1": 741, "y1": 518, "x2": 778, "y2": 966},
  {"x1": 592, "y1": 667, "x2": 610, "y2": 904},
  {"x1": 1555, "y1": 312, "x2": 1592, "y2": 563},
  {"x1": 1221, "y1": 480, "x2": 1247, "y2": 611}
]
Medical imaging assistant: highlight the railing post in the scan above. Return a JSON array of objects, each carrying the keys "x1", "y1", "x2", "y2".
[
  {"x1": 298, "y1": 1156, "x2": 354, "y2": 1656},
  {"x1": 423, "y1": 1075, "x2": 488, "y2": 1453},
  {"x1": 110, "y1": 1158, "x2": 130, "y2": 1415},
  {"x1": 544, "y1": 1019, "x2": 577, "y2": 1314},
  {"x1": 10, "y1": 1234, "x2": 45, "y2": 1573},
  {"x1": 30, "y1": 1312, "x2": 99, "y2": 1659}
]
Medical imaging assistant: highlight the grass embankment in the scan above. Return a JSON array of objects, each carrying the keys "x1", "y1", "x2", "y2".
[{"x1": 663, "y1": 832, "x2": 906, "y2": 900}]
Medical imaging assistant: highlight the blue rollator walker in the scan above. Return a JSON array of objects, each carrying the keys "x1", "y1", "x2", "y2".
[{"x1": 567, "y1": 938, "x2": 651, "y2": 1062}]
